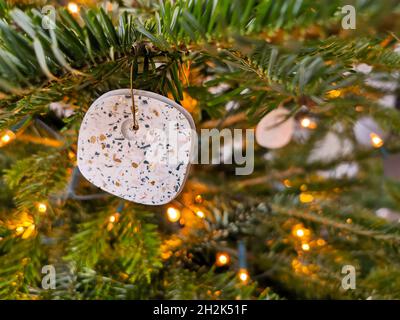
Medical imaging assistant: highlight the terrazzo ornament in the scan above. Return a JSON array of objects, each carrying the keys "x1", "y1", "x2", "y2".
[
  {"x1": 255, "y1": 107, "x2": 294, "y2": 149},
  {"x1": 77, "y1": 89, "x2": 196, "y2": 205}
]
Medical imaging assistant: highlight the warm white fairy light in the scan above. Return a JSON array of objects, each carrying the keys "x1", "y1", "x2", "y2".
[
  {"x1": 194, "y1": 194, "x2": 203, "y2": 204},
  {"x1": 301, "y1": 117, "x2": 311, "y2": 128},
  {"x1": 370, "y1": 132, "x2": 383, "y2": 148},
  {"x1": 0, "y1": 130, "x2": 16, "y2": 147},
  {"x1": 68, "y1": 2, "x2": 79, "y2": 14},
  {"x1": 296, "y1": 229, "x2": 305, "y2": 237},
  {"x1": 37, "y1": 203, "x2": 47, "y2": 213},
  {"x1": 196, "y1": 210, "x2": 205, "y2": 218},
  {"x1": 300, "y1": 117, "x2": 317, "y2": 129},
  {"x1": 166, "y1": 207, "x2": 181, "y2": 222},
  {"x1": 238, "y1": 268, "x2": 249, "y2": 283},
  {"x1": 216, "y1": 252, "x2": 230, "y2": 266}
]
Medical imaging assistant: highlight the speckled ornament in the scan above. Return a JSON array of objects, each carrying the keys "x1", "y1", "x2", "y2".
[
  {"x1": 77, "y1": 89, "x2": 196, "y2": 205},
  {"x1": 255, "y1": 107, "x2": 294, "y2": 149}
]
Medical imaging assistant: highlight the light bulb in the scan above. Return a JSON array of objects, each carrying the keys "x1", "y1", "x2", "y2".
[
  {"x1": 283, "y1": 179, "x2": 292, "y2": 188},
  {"x1": 301, "y1": 118, "x2": 311, "y2": 128},
  {"x1": 0, "y1": 130, "x2": 16, "y2": 147},
  {"x1": 327, "y1": 89, "x2": 341, "y2": 98},
  {"x1": 370, "y1": 133, "x2": 383, "y2": 148},
  {"x1": 196, "y1": 210, "x2": 205, "y2": 218},
  {"x1": 300, "y1": 117, "x2": 317, "y2": 129},
  {"x1": 292, "y1": 224, "x2": 310, "y2": 238},
  {"x1": 296, "y1": 229, "x2": 305, "y2": 237},
  {"x1": 166, "y1": 207, "x2": 181, "y2": 222},
  {"x1": 109, "y1": 213, "x2": 120, "y2": 223},
  {"x1": 37, "y1": 203, "x2": 47, "y2": 213},
  {"x1": 302, "y1": 243, "x2": 310, "y2": 251},
  {"x1": 2, "y1": 134, "x2": 10, "y2": 143},
  {"x1": 68, "y1": 2, "x2": 79, "y2": 14},
  {"x1": 15, "y1": 226, "x2": 25, "y2": 235},
  {"x1": 238, "y1": 269, "x2": 249, "y2": 283},
  {"x1": 299, "y1": 192, "x2": 314, "y2": 203},
  {"x1": 216, "y1": 252, "x2": 230, "y2": 266},
  {"x1": 194, "y1": 194, "x2": 203, "y2": 204}
]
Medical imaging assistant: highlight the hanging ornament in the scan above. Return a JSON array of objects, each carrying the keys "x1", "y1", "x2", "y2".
[
  {"x1": 353, "y1": 117, "x2": 386, "y2": 148},
  {"x1": 49, "y1": 101, "x2": 75, "y2": 118},
  {"x1": 255, "y1": 107, "x2": 294, "y2": 149},
  {"x1": 376, "y1": 208, "x2": 400, "y2": 223},
  {"x1": 308, "y1": 131, "x2": 353, "y2": 163},
  {"x1": 77, "y1": 89, "x2": 196, "y2": 205},
  {"x1": 318, "y1": 162, "x2": 359, "y2": 179}
]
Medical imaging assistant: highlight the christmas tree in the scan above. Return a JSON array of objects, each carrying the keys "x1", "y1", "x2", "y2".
[{"x1": 0, "y1": 0, "x2": 400, "y2": 300}]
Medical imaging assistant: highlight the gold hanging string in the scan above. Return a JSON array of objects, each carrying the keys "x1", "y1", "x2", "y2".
[{"x1": 130, "y1": 62, "x2": 139, "y2": 130}]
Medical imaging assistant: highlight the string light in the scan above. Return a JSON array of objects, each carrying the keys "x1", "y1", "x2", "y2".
[
  {"x1": 14, "y1": 219, "x2": 35, "y2": 239},
  {"x1": 299, "y1": 192, "x2": 314, "y2": 203},
  {"x1": 283, "y1": 179, "x2": 292, "y2": 188},
  {"x1": 327, "y1": 89, "x2": 341, "y2": 99},
  {"x1": 166, "y1": 207, "x2": 181, "y2": 223},
  {"x1": 292, "y1": 224, "x2": 310, "y2": 238},
  {"x1": 15, "y1": 226, "x2": 25, "y2": 236},
  {"x1": 216, "y1": 252, "x2": 230, "y2": 266},
  {"x1": 194, "y1": 194, "x2": 203, "y2": 204},
  {"x1": 22, "y1": 224, "x2": 35, "y2": 239},
  {"x1": 0, "y1": 130, "x2": 16, "y2": 147},
  {"x1": 67, "y1": 2, "x2": 79, "y2": 14},
  {"x1": 317, "y1": 239, "x2": 326, "y2": 246},
  {"x1": 109, "y1": 213, "x2": 120, "y2": 223},
  {"x1": 301, "y1": 243, "x2": 310, "y2": 251},
  {"x1": 196, "y1": 210, "x2": 205, "y2": 219},
  {"x1": 296, "y1": 229, "x2": 305, "y2": 237},
  {"x1": 106, "y1": 212, "x2": 120, "y2": 231},
  {"x1": 300, "y1": 117, "x2": 317, "y2": 129},
  {"x1": 238, "y1": 268, "x2": 249, "y2": 283},
  {"x1": 37, "y1": 202, "x2": 47, "y2": 213},
  {"x1": 370, "y1": 133, "x2": 384, "y2": 148},
  {"x1": 68, "y1": 151, "x2": 76, "y2": 160}
]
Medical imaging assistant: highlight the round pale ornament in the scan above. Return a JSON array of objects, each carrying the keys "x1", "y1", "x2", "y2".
[
  {"x1": 77, "y1": 89, "x2": 196, "y2": 205},
  {"x1": 353, "y1": 117, "x2": 386, "y2": 148},
  {"x1": 308, "y1": 132, "x2": 353, "y2": 163},
  {"x1": 255, "y1": 107, "x2": 294, "y2": 149},
  {"x1": 318, "y1": 162, "x2": 359, "y2": 180}
]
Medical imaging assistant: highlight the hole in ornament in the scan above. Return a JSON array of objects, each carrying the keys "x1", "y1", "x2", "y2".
[{"x1": 121, "y1": 119, "x2": 139, "y2": 140}]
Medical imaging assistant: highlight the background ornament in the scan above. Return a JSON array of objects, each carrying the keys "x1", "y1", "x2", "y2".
[{"x1": 255, "y1": 107, "x2": 294, "y2": 149}]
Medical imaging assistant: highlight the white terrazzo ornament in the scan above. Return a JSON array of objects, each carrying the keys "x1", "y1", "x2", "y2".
[
  {"x1": 255, "y1": 107, "x2": 294, "y2": 149},
  {"x1": 77, "y1": 89, "x2": 196, "y2": 205},
  {"x1": 353, "y1": 117, "x2": 386, "y2": 148}
]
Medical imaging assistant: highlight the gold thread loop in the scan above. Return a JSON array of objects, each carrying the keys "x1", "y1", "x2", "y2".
[{"x1": 130, "y1": 63, "x2": 139, "y2": 131}]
